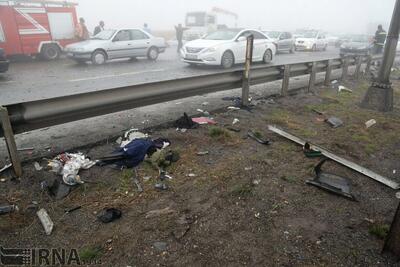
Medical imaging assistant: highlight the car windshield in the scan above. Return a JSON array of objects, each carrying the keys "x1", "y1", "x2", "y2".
[
  {"x1": 203, "y1": 30, "x2": 240, "y2": 40},
  {"x1": 303, "y1": 31, "x2": 318, "y2": 38},
  {"x1": 265, "y1": 31, "x2": 281, "y2": 38},
  {"x1": 92, "y1": 30, "x2": 116, "y2": 40}
]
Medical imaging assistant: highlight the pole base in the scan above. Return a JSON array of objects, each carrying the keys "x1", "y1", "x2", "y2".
[{"x1": 361, "y1": 84, "x2": 393, "y2": 112}]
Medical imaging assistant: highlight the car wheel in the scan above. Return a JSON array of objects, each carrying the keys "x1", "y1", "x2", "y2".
[
  {"x1": 221, "y1": 51, "x2": 234, "y2": 69},
  {"x1": 263, "y1": 49, "x2": 273, "y2": 64},
  {"x1": 41, "y1": 44, "x2": 60, "y2": 60},
  {"x1": 91, "y1": 50, "x2": 107, "y2": 65},
  {"x1": 312, "y1": 45, "x2": 317, "y2": 52},
  {"x1": 289, "y1": 45, "x2": 295, "y2": 53},
  {"x1": 147, "y1": 47, "x2": 159, "y2": 61}
]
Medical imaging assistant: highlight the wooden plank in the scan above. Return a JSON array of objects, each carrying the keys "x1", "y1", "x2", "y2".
[
  {"x1": 324, "y1": 59, "x2": 333, "y2": 86},
  {"x1": 281, "y1": 65, "x2": 291, "y2": 96},
  {"x1": 308, "y1": 62, "x2": 317, "y2": 93}
]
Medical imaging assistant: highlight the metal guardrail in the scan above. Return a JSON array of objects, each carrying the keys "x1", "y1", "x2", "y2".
[{"x1": 0, "y1": 51, "x2": 393, "y2": 176}]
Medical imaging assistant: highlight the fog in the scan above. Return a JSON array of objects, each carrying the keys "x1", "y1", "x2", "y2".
[{"x1": 76, "y1": 0, "x2": 396, "y2": 35}]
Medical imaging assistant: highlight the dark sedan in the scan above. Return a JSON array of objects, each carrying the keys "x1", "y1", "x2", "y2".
[
  {"x1": 0, "y1": 48, "x2": 9, "y2": 73},
  {"x1": 340, "y1": 35, "x2": 373, "y2": 57}
]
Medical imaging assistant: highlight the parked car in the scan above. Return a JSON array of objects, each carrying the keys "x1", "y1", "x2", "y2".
[
  {"x1": 263, "y1": 31, "x2": 295, "y2": 53},
  {"x1": 295, "y1": 31, "x2": 328, "y2": 51},
  {"x1": 0, "y1": 48, "x2": 9, "y2": 73},
  {"x1": 65, "y1": 29, "x2": 167, "y2": 65},
  {"x1": 181, "y1": 29, "x2": 276, "y2": 69},
  {"x1": 340, "y1": 35, "x2": 373, "y2": 57}
]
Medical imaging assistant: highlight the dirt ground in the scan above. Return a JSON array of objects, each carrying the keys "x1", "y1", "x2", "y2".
[{"x1": 1, "y1": 74, "x2": 400, "y2": 266}]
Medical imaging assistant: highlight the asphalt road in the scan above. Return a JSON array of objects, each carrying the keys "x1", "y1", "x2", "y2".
[{"x1": 0, "y1": 46, "x2": 340, "y2": 105}]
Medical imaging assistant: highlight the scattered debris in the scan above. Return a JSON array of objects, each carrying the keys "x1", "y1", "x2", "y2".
[
  {"x1": 303, "y1": 143, "x2": 322, "y2": 158},
  {"x1": 65, "y1": 206, "x2": 82, "y2": 214},
  {"x1": 153, "y1": 241, "x2": 168, "y2": 251},
  {"x1": 227, "y1": 106, "x2": 241, "y2": 110},
  {"x1": 97, "y1": 208, "x2": 122, "y2": 223},
  {"x1": 201, "y1": 102, "x2": 209, "y2": 106},
  {"x1": 245, "y1": 167, "x2": 253, "y2": 171},
  {"x1": 196, "y1": 151, "x2": 209, "y2": 156},
  {"x1": 306, "y1": 159, "x2": 355, "y2": 200},
  {"x1": 255, "y1": 213, "x2": 261, "y2": 219},
  {"x1": 268, "y1": 125, "x2": 400, "y2": 189},
  {"x1": 17, "y1": 147, "x2": 34, "y2": 152},
  {"x1": 143, "y1": 176, "x2": 152, "y2": 182},
  {"x1": 331, "y1": 80, "x2": 338, "y2": 84},
  {"x1": 196, "y1": 109, "x2": 210, "y2": 116},
  {"x1": 155, "y1": 183, "x2": 168, "y2": 190},
  {"x1": 232, "y1": 118, "x2": 240, "y2": 125},
  {"x1": 312, "y1": 109, "x2": 325, "y2": 115},
  {"x1": 0, "y1": 178, "x2": 6, "y2": 183},
  {"x1": 192, "y1": 117, "x2": 216, "y2": 125},
  {"x1": 174, "y1": 113, "x2": 198, "y2": 129},
  {"x1": 34, "y1": 162, "x2": 43, "y2": 171},
  {"x1": 325, "y1": 117, "x2": 343, "y2": 128},
  {"x1": 132, "y1": 177, "x2": 143, "y2": 193},
  {"x1": 247, "y1": 130, "x2": 270, "y2": 145},
  {"x1": 48, "y1": 153, "x2": 96, "y2": 186},
  {"x1": 222, "y1": 96, "x2": 242, "y2": 107},
  {"x1": 0, "y1": 204, "x2": 18, "y2": 215},
  {"x1": 338, "y1": 85, "x2": 353, "y2": 93},
  {"x1": 187, "y1": 173, "x2": 196, "y2": 177},
  {"x1": 0, "y1": 163, "x2": 12, "y2": 174},
  {"x1": 37, "y1": 208, "x2": 54, "y2": 235},
  {"x1": 396, "y1": 192, "x2": 400, "y2": 199},
  {"x1": 47, "y1": 179, "x2": 71, "y2": 200},
  {"x1": 252, "y1": 179, "x2": 261, "y2": 185},
  {"x1": 365, "y1": 119, "x2": 377, "y2": 129},
  {"x1": 120, "y1": 129, "x2": 148, "y2": 147},
  {"x1": 145, "y1": 207, "x2": 175, "y2": 219}
]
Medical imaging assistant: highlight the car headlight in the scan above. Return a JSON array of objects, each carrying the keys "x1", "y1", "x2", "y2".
[{"x1": 204, "y1": 47, "x2": 216, "y2": 53}]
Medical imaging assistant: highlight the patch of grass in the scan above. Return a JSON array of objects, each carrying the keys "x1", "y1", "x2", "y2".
[
  {"x1": 80, "y1": 246, "x2": 103, "y2": 262},
  {"x1": 369, "y1": 224, "x2": 390, "y2": 240},
  {"x1": 280, "y1": 175, "x2": 296, "y2": 183},
  {"x1": 265, "y1": 109, "x2": 292, "y2": 126},
  {"x1": 230, "y1": 183, "x2": 254, "y2": 197},
  {"x1": 119, "y1": 169, "x2": 134, "y2": 193},
  {"x1": 209, "y1": 127, "x2": 231, "y2": 139},
  {"x1": 253, "y1": 130, "x2": 263, "y2": 139}
]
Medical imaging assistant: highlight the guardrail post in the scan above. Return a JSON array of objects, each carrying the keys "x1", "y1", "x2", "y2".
[
  {"x1": 341, "y1": 57, "x2": 349, "y2": 81},
  {"x1": 0, "y1": 106, "x2": 22, "y2": 177},
  {"x1": 242, "y1": 35, "x2": 254, "y2": 106},
  {"x1": 308, "y1": 62, "x2": 317, "y2": 93},
  {"x1": 365, "y1": 55, "x2": 372, "y2": 77},
  {"x1": 355, "y1": 56, "x2": 363, "y2": 79},
  {"x1": 281, "y1": 64, "x2": 291, "y2": 96},
  {"x1": 324, "y1": 59, "x2": 333, "y2": 86}
]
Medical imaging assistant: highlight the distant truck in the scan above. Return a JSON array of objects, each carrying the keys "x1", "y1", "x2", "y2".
[
  {"x1": 183, "y1": 7, "x2": 238, "y2": 41},
  {"x1": 0, "y1": 0, "x2": 78, "y2": 60}
]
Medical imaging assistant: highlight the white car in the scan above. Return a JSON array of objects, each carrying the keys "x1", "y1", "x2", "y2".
[
  {"x1": 181, "y1": 29, "x2": 276, "y2": 69},
  {"x1": 295, "y1": 31, "x2": 328, "y2": 51},
  {"x1": 65, "y1": 29, "x2": 167, "y2": 65}
]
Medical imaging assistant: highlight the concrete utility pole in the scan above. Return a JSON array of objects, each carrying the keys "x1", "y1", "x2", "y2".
[{"x1": 361, "y1": 0, "x2": 400, "y2": 111}]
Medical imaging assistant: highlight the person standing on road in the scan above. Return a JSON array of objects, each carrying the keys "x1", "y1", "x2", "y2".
[
  {"x1": 94, "y1": 21, "x2": 105, "y2": 36},
  {"x1": 175, "y1": 24, "x2": 188, "y2": 53},
  {"x1": 373, "y1": 25, "x2": 387, "y2": 54},
  {"x1": 143, "y1": 23, "x2": 151, "y2": 34},
  {"x1": 75, "y1": 17, "x2": 90, "y2": 41}
]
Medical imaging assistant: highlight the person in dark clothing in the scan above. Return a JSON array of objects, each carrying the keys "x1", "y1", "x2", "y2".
[
  {"x1": 374, "y1": 25, "x2": 387, "y2": 54},
  {"x1": 175, "y1": 24, "x2": 188, "y2": 53},
  {"x1": 94, "y1": 21, "x2": 105, "y2": 36}
]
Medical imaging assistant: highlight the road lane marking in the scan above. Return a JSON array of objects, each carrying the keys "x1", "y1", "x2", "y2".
[{"x1": 68, "y1": 69, "x2": 165, "y2": 82}]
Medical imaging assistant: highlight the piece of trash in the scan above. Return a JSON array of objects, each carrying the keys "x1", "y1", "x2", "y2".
[
  {"x1": 0, "y1": 163, "x2": 12, "y2": 174},
  {"x1": 303, "y1": 143, "x2": 322, "y2": 158},
  {"x1": 187, "y1": 173, "x2": 196, "y2": 177},
  {"x1": 176, "y1": 128, "x2": 187, "y2": 133},
  {"x1": 155, "y1": 183, "x2": 168, "y2": 190},
  {"x1": 17, "y1": 147, "x2": 34, "y2": 152},
  {"x1": 226, "y1": 126, "x2": 241, "y2": 132},
  {"x1": 192, "y1": 117, "x2": 216, "y2": 125},
  {"x1": 245, "y1": 167, "x2": 252, "y2": 171},
  {"x1": 331, "y1": 80, "x2": 338, "y2": 84},
  {"x1": 0, "y1": 204, "x2": 18, "y2": 215},
  {"x1": 268, "y1": 125, "x2": 400, "y2": 190},
  {"x1": 248, "y1": 130, "x2": 270, "y2": 145},
  {"x1": 364, "y1": 218, "x2": 375, "y2": 224},
  {"x1": 227, "y1": 106, "x2": 241, "y2": 110},
  {"x1": 97, "y1": 208, "x2": 122, "y2": 223},
  {"x1": 145, "y1": 207, "x2": 175, "y2": 218},
  {"x1": 197, "y1": 109, "x2": 204, "y2": 113},
  {"x1": 202, "y1": 102, "x2": 209, "y2": 106},
  {"x1": 396, "y1": 192, "x2": 400, "y2": 199},
  {"x1": 143, "y1": 176, "x2": 152, "y2": 181},
  {"x1": 255, "y1": 212, "x2": 261, "y2": 219},
  {"x1": 325, "y1": 117, "x2": 343, "y2": 128},
  {"x1": 120, "y1": 129, "x2": 148, "y2": 147},
  {"x1": 34, "y1": 162, "x2": 43, "y2": 171},
  {"x1": 232, "y1": 118, "x2": 240, "y2": 125},
  {"x1": 306, "y1": 159, "x2": 356, "y2": 200},
  {"x1": 312, "y1": 109, "x2": 325, "y2": 115},
  {"x1": 0, "y1": 178, "x2": 5, "y2": 183},
  {"x1": 65, "y1": 206, "x2": 82, "y2": 214},
  {"x1": 48, "y1": 153, "x2": 96, "y2": 186},
  {"x1": 116, "y1": 137, "x2": 122, "y2": 145},
  {"x1": 338, "y1": 85, "x2": 353, "y2": 93},
  {"x1": 37, "y1": 208, "x2": 54, "y2": 235},
  {"x1": 132, "y1": 177, "x2": 143, "y2": 193},
  {"x1": 394, "y1": 170, "x2": 397, "y2": 174},
  {"x1": 196, "y1": 151, "x2": 209, "y2": 156},
  {"x1": 174, "y1": 113, "x2": 198, "y2": 129},
  {"x1": 365, "y1": 119, "x2": 377, "y2": 129},
  {"x1": 253, "y1": 179, "x2": 261, "y2": 185},
  {"x1": 153, "y1": 241, "x2": 168, "y2": 251}
]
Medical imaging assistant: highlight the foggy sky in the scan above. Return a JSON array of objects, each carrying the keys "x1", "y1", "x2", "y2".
[{"x1": 76, "y1": 0, "x2": 396, "y2": 35}]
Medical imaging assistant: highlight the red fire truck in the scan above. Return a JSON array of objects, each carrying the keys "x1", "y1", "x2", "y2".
[{"x1": 0, "y1": 0, "x2": 78, "y2": 60}]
